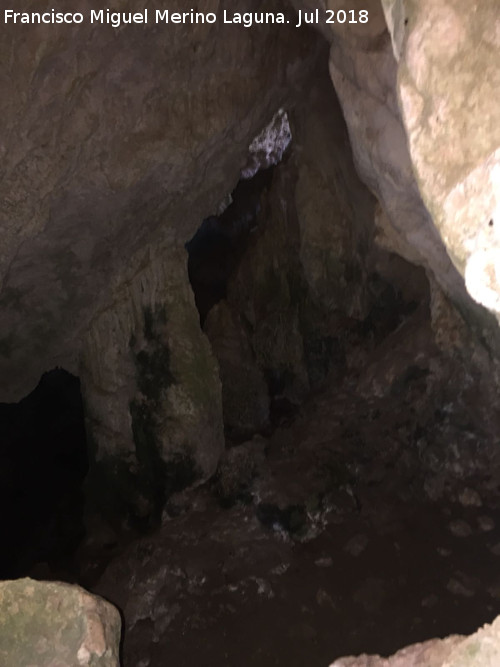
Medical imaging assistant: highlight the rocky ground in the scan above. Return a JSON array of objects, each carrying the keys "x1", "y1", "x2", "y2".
[{"x1": 62, "y1": 300, "x2": 500, "y2": 667}]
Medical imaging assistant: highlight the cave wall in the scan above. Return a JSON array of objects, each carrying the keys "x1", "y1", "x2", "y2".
[
  {"x1": 81, "y1": 246, "x2": 224, "y2": 524},
  {"x1": 1, "y1": 0, "x2": 500, "y2": 523},
  {"x1": 203, "y1": 63, "x2": 377, "y2": 440},
  {"x1": 0, "y1": 0, "x2": 324, "y2": 520},
  {"x1": 382, "y1": 0, "x2": 500, "y2": 318},
  {"x1": 0, "y1": 0, "x2": 319, "y2": 403},
  {"x1": 1, "y1": 4, "x2": 500, "y2": 662},
  {"x1": 290, "y1": 0, "x2": 500, "y2": 361}
]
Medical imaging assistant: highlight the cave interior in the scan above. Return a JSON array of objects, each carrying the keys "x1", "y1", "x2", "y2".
[{"x1": 1, "y1": 6, "x2": 500, "y2": 667}]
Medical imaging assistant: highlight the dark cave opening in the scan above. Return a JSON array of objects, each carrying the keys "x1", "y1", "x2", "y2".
[
  {"x1": 187, "y1": 167, "x2": 275, "y2": 327},
  {"x1": 0, "y1": 368, "x2": 88, "y2": 579},
  {"x1": 186, "y1": 165, "x2": 304, "y2": 441},
  {"x1": 186, "y1": 153, "x2": 430, "y2": 447}
]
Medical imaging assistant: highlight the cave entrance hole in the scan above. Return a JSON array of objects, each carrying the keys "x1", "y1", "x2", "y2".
[{"x1": 0, "y1": 368, "x2": 88, "y2": 579}]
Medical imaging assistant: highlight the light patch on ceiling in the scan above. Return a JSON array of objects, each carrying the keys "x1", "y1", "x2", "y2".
[{"x1": 241, "y1": 108, "x2": 292, "y2": 179}]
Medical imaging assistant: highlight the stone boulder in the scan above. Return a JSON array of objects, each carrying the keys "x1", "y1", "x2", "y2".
[
  {"x1": 0, "y1": 578, "x2": 121, "y2": 666},
  {"x1": 331, "y1": 614, "x2": 500, "y2": 666}
]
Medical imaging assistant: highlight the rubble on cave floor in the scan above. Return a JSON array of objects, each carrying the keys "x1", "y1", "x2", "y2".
[{"x1": 73, "y1": 303, "x2": 500, "y2": 667}]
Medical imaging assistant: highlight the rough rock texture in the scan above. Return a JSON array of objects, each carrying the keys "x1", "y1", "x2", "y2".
[
  {"x1": 2, "y1": 0, "x2": 499, "y2": 527},
  {"x1": 81, "y1": 247, "x2": 224, "y2": 524},
  {"x1": 201, "y1": 63, "x2": 377, "y2": 430},
  {"x1": 0, "y1": 0, "x2": 318, "y2": 403},
  {"x1": 86, "y1": 295, "x2": 500, "y2": 665},
  {"x1": 0, "y1": 578, "x2": 120, "y2": 666},
  {"x1": 292, "y1": 68, "x2": 374, "y2": 321},
  {"x1": 298, "y1": 1, "x2": 460, "y2": 289},
  {"x1": 0, "y1": 0, "x2": 322, "y2": 517},
  {"x1": 382, "y1": 0, "x2": 500, "y2": 319},
  {"x1": 331, "y1": 615, "x2": 500, "y2": 666},
  {"x1": 291, "y1": 0, "x2": 500, "y2": 355},
  {"x1": 78, "y1": 222, "x2": 500, "y2": 665},
  {"x1": 204, "y1": 302, "x2": 270, "y2": 439}
]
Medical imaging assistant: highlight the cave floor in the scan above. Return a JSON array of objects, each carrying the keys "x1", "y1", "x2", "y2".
[
  {"x1": 134, "y1": 498, "x2": 500, "y2": 667},
  {"x1": 84, "y1": 374, "x2": 500, "y2": 667}
]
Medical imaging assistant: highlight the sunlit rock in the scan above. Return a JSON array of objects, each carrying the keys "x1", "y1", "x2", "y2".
[{"x1": 382, "y1": 0, "x2": 500, "y2": 320}]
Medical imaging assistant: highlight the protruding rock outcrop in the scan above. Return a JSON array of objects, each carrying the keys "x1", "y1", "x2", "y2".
[
  {"x1": 382, "y1": 0, "x2": 500, "y2": 321},
  {"x1": 81, "y1": 247, "x2": 224, "y2": 524},
  {"x1": 291, "y1": 0, "x2": 500, "y2": 355}
]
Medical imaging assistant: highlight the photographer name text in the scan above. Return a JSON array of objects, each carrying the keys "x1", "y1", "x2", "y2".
[{"x1": 3, "y1": 8, "x2": 369, "y2": 29}]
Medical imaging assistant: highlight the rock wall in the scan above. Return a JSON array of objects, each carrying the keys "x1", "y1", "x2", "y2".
[
  {"x1": 0, "y1": 0, "x2": 319, "y2": 402},
  {"x1": 1, "y1": 0, "x2": 500, "y2": 539},
  {"x1": 200, "y1": 62, "x2": 377, "y2": 438},
  {"x1": 81, "y1": 246, "x2": 224, "y2": 524},
  {"x1": 0, "y1": 0, "x2": 324, "y2": 520},
  {"x1": 290, "y1": 0, "x2": 500, "y2": 358},
  {"x1": 382, "y1": 0, "x2": 500, "y2": 319}
]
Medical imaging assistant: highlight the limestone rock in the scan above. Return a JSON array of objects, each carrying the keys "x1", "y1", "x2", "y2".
[
  {"x1": 0, "y1": 578, "x2": 120, "y2": 666},
  {"x1": 222, "y1": 66, "x2": 375, "y2": 403},
  {"x1": 356, "y1": 305, "x2": 437, "y2": 398},
  {"x1": 382, "y1": 0, "x2": 500, "y2": 320},
  {"x1": 325, "y1": 0, "x2": 461, "y2": 299},
  {"x1": 293, "y1": 0, "x2": 500, "y2": 357},
  {"x1": 0, "y1": 0, "x2": 319, "y2": 402},
  {"x1": 81, "y1": 246, "x2": 224, "y2": 523},
  {"x1": 292, "y1": 64, "x2": 374, "y2": 322},
  {"x1": 0, "y1": 0, "x2": 324, "y2": 527},
  {"x1": 225, "y1": 179, "x2": 310, "y2": 404},
  {"x1": 331, "y1": 614, "x2": 500, "y2": 666}
]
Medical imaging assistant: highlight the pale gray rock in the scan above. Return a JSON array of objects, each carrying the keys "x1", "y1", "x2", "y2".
[
  {"x1": 382, "y1": 0, "x2": 500, "y2": 321},
  {"x1": 331, "y1": 615, "x2": 500, "y2": 666},
  {"x1": 325, "y1": 0, "x2": 463, "y2": 300},
  {"x1": 294, "y1": 0, "x2": 500, "y2": 358},
  {"x1": 0, "y1": 578, "x2": 120, "y2": 667}
]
